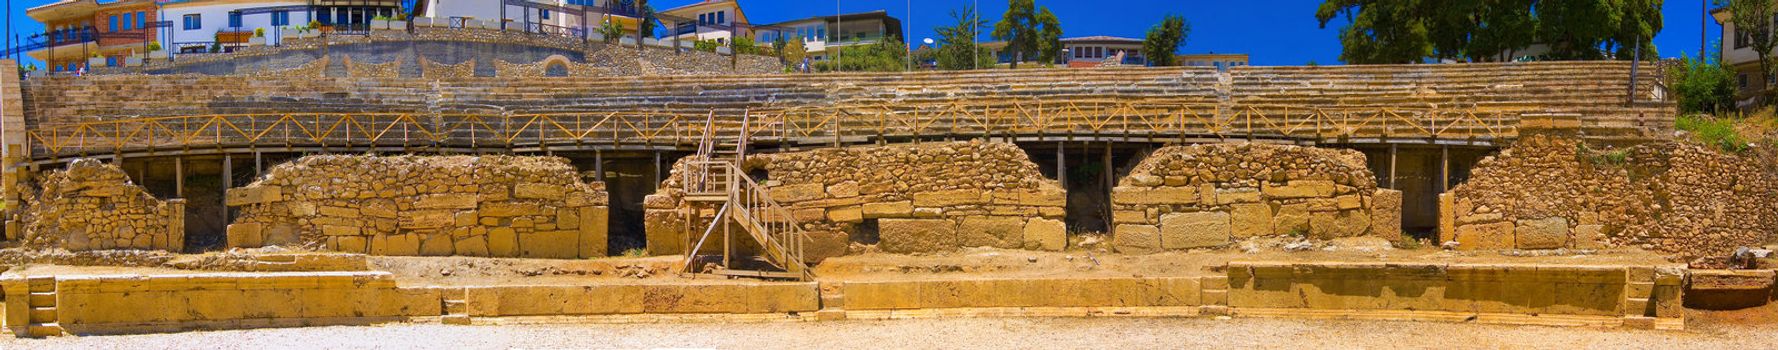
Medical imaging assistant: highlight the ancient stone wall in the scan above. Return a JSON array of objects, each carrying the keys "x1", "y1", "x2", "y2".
[
  {"x1": 345, "y1": 56, "x2": 403, "y2": 78},
  {"x1": 226, "y1": 155, "x2": 609, "y2": 258},
  {"x1": 1111, "y1": 143, "x2": 1398, "y2": 254},
  {"x1": 1443, "y1": 133, "x2": 1778, "y2": 259},
  {"x1": 645, "y1": 141, "x2": 1066, "y2": 259},
  {"x1": 420, "y1": 58, "x2": 477, "y2": 79},
  {"x1": 20, "y1": 159, "x2": 185, "y2": 251}
]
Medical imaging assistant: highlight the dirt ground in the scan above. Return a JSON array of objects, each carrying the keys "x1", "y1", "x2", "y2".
[{"x1": 3, "y1": 317, "x2": 1774, "y2": 349}]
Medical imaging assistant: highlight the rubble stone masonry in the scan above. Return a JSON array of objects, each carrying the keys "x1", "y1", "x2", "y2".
[
  {"x1": 226, "y1": 155, "x2": 609, "y2": 259},
  {"x1": 645, "y1": 141, "x2": 1067, "y2": 259},
  {"x1": 1111, "y1": 143, "x2": 1399, "y2": 254},
  {"x1": 1444, "y1": 133, "x2": 1778, "y2": 259},
  {"x1": 21, "y1": 159, "x2": 185, "y2": 251}
]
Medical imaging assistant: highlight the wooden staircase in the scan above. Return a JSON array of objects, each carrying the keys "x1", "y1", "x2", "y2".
[{"x1": 680, "y1": 111, "x2": 812, "y2": 281}]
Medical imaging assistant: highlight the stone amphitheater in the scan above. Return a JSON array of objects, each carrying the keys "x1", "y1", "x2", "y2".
[{"x1": 3, "y1": 49, "x2": 1774, "y2": 339}]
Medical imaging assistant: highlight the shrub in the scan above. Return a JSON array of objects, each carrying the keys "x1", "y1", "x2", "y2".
[
  {"x1": 1677, "y1": 114, "x2": 1749, "y2": 153},
  {"x1": 254, "y1": 27, "x2": 265, "y2": 37},
  {"x1": 598, "y1": 20, "x2": 624, "y2": 43},
  {"x1": 146, "y1": 41, "x2": 161, "y2": 51},
  {"x1": 1667, "y1": 54, "x2": 1736, "y2": 115},
  {"x1": 693, "y1": 39, "x2": 720, "y2": 52}
]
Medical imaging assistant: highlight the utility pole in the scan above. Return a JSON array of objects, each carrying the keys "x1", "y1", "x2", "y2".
[{"x1": 1701, "y1": 0, "x2": 1708, "y2": 61}]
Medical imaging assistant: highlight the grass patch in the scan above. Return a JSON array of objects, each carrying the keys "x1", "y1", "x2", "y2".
[
  {"x1": 1677, "y1": 114, "x2": 1750, "y2": 153},
  {"x1": 621, "y1": 248, "x2": 648, "y2": 257},
  {"x1": 1575, "y1": 142, "x2": 1631, "y2": 166}
]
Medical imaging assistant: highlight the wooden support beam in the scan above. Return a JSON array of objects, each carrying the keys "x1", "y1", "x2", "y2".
[
  {"x1": 595, "y1": 150, "x2": 606, "y2": 182},
  {"x1": 175, "y1": 157, "x2": 184, "y2": 198},
  {"x1": 222, "y1": 155, "x2": 232, "y2": 223},
  {"x1": 1440, "y1": 145, "x2": 1450, "y2": 193},
  {"x1": 1056, "y1": 141, "x2": 1066, "y2": 185},
  {"x1": 1387, "y1": 144, "x2": 1398, "y2": 190},
  {"x1": 653, "y1": 151, "x2": 662, "y2": 186},
  {"x1": 1103, "y1": 142, "x2": 1113, "y2": 228}
]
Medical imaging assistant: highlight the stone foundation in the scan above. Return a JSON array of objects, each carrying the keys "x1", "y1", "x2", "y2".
[
  {"x1": 226, "y1": 155, "x2": 609, "y2": 259},
  {"x1": 646, "y1": 141, "x2": 1066, "y2": 259},
  {"x1": 1111, "y1": 143, "x2": 1396, "y2": 253},
  {"x1": 1443, "y1": 134, "x2": 1778, "y2": 259},
  {"x1": 19, "y1": 159, "x2": 185, "y2": 251}
]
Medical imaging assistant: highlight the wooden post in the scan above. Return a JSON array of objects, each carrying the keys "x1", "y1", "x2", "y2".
[
  {"x1": 175, "y1": 157, "x2": 184, "y2": 198},
  {"x1": 1439, "y1": 145, "x2": 1450, "y2": 193},
  {"x1": 595, "y1": 149, "x2": 606, "y2": 182},
  {"x1": 1387, "y1": 144, "x2": 1398, "y2": 190},
  {"x1": 222, "y1": 155, "x2": 232, "y2": 223},
  {"x1": 653, "y1": 151, "x2": 662, "y2": 186},
  {"x1": 1102, "y1": 142, "x2": 1113, "y2": 227},
  {"x1": 1056, "y1": 142, "x2": 1065, "y2": 185},
  {"x1": 254, "y1": 151, "x2": 263, "y2": 177}
]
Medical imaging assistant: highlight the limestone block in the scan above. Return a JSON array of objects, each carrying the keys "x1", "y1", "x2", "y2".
[
  {"x1": 1272, "y1": 203, "x2": 1310, "y2": 236},
  {"x1": 416, "y1": 193, "x2": 478, "y2": 209},
  {"x1": 1335, "y1": 195, "x2": 1363, "y2": 210},
  {"x1": 455, "y1": 236, "x2": 490, "y2": 257},
  {"x1": 913, "y1": 189, "x2": 988, "y2": 207},
  {"x1": 862, "y1": 201, "x2": 914, "y2": 218},
  {"x1": 1455, "y1": 222, "x2": 1514, "y2": 250},
  {"x1": 993, "y1": 188, "x2": 1067, "y2": 206},
  {"x1": 1023, "y1": 217, "x2": 1066, "y2": 251},
  {"x1": 482, "y1": 202, "x2": 541, "y2": 217},
  {"x1": 879, "y1": 218, "x2": 957, "y2": 253},
  {"x1": 227, "y1": 223, "x2": 264, "y2": 248},
  {"x1": 1515, "y1": 217, "x2": 1570, "y2": 249},
  {"x1": 826, "y1": 181, "x2": 860, "y2": 198},
  {"x1": 1160, "y1": 211, "x2": 1231, "y2": 249},
  {"x1": 1230, "y1": 203, "x2": 1272, "y2": 238},
  {"x1": 769, "y1": 183, "x2": 827, "y2": 203},
  {"x1": 1111, "y1": 186, "x2": 1197, "y2": 205},
  {"x1": 1438, "y1": 193, "x2": 1456, "y2": 243},
  {"x1": 1572, "y1": 224, "x2": 1606, "y2": 249},
  {"x1": 1370, "y1": 189, "x2": 1403, "y2": 238},
  {"x1": 321, "y1": 225, "x2": 361, "y2": 236},
  {"x1": 489, "y1": 227, "x2": 520, "y2": 256},
  {"x1": 1309, "y1": 209, "x2": 1371, "y2": 239},
  {"x1": 337, "y1": 236, "x2": 368, "y2": 253},
  {"x1": 1262, "y1": 180, "x2": 1335, "y2": 199},
  {"x1": 319, "y1": 206, "x2": 360, "y2": 218},
  {"x1": 225, "y1": 186, "x2": 283, "y2": 206},
  {"x1": 1114, "y1": 224, "x2": 1162, "y2": 254},
  {"x1": 420, "y1": 234, "x2": 455, "y2": 256},
  {"x1": 1113, "y1": 210, "x2": 1149, "y2": 224},
  {"x1": 826, "y1": 205, "x2": 864, "y2": 223},
  {"x1": 643, "y1": 194, "x2": 678, "y2": 209},
  {"x1": 361, "y1": 200, "x2": 398, "y2": 219},
  {"x1": 401, "y1": 210, "x2": 455, "y2": 230},
  {"x1": 556, "y1": 208, "x2": 581, "y2": 230},
  {"x1": 578, "y1": 206, "x2": 610, "y2": 258},
  {"x1": 384, "y1": 233, "x2": 420, "y2": 256},
  {"x1": 803, "y1": 230, "x2": 849, "y2": 263},
  {"x1": 514, "y1": 183, "x2": 566, "y2": 200},
  {"x1": 522, "y1": 230, "x2": 581, "y2": 259},
  {"x1": 1215, "y1": 189, "x2": 1262, "y2": 204},
  {"x1": 957, "y1": 216, "x2": 1025, "y2": 249}
]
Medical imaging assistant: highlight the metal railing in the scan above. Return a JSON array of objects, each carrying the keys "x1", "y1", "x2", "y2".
[{"x1": 23, "y1": 101, "x2": 1527, "y2": 158}]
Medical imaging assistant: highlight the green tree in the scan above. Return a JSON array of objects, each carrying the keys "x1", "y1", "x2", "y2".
[
  {"x1": 1609, "y1": 0, "x2": 1662, "y2": 60},
  {"x1": 991, "y1": 0, "x2": 1055, "y2": 68},
  {"x1": 1467, "y1": 0, "x2": 1537, "y2": 61},
  {"x1": 598, "y1": 20, "x2": 625, "y2": 43},
  {"x1": 1316, "y1": 0, "x2": 1430, "y2": 64},
  {"x1": 1669, "y1": 49, "x2": 1736, "y2": 115},
  {"x1": 1727, "y1": 0, "x2": 1777, "y2": 95},
  {"x1": 936, "y1": 5, "x2": 996, "y2": 70},
  {"x1": 784, "y1": 38, "x2": 809, "y2": 65},
  {"x1": 818, "y1": 36, "x2": 910, "y2": 72},
  {"x1": 1034, "y1": 8, "x2": 1063, "y2": 65},
  {"x1": 1425, "y1": 0, "x2": 1480, "y2": 61},
  {"x1": 1535, "y1": 0, "x2": 1620, "y2": 60},
  {"x1": 1143, "y1": 15, "x2": 1189, "y2": 66}
]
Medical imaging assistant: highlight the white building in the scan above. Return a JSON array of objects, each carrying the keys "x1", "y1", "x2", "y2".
[
  {"x1": 159, "y1": 0, "x2": 401, "y2": 53},
  {"x1": 753, "y1": 10, "x2": 902, "y2": 61},
  {"x1": 660, "y1": 0, "x2": 748, "y2": 44},
  {"x1": 417, "y1": 0, "x2": 644, "y2": 36}
]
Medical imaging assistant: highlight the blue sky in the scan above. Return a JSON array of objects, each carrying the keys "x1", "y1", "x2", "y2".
[{"x1": 0, "y1": 0, "x2": 1726, "y2": 66}]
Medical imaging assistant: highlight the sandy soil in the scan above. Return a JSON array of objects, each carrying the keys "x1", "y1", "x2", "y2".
[{"x1": 2, "y1": 317, "x2": 1772, "y2": 349}]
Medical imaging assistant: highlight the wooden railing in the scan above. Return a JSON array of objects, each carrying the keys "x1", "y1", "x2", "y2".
[{"x1": 24, "y1": 100, "x2": 1528, "y2": 158}]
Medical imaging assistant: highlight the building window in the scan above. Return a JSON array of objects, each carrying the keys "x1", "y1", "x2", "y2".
[
  {"x1": 229, "y1": 12, "x2": 242, "y2": 28},
  {"x1": 106, "y1": 56, "x2": 116, "y2": 67},
  {"x1": 541, "y1": 9, "x2": 551, "y2": 20},
  {"x1": 1740, "y1": 73, "x2": 1749, "y2": 89},
  {"x1": 109, "y1": 15, "x2": 118, "y2": 32},
  {"x1": 184, "y1": 14, "x2": 201, "y2": 30},
  {"x1": 123, "y1": 12, "x2": 133, "y2": 30},
  {"x1": 318, "y1": 8, "x2": 333, "y2": 25},
  {"x1": 273, "y1": 11, "x2": 289, "y2": 26},
  {"x1": 699, "y1": 13, "x2": 707, "y2": 25},
  {"x1": 717, "y1": 11, "x2": 725, "y2": 24},
  {"x1": 137, "y1": 11, "x2": 146, "y2": 29}
]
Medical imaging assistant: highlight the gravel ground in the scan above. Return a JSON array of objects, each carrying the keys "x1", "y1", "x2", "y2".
[{"x1": 3, "y1": 317, "x2": 1771, "y2": 350}]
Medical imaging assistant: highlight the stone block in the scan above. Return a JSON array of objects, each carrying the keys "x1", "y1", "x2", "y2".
[
  {"x1": 264, "y1": 224, "x2": 300, "y2": 246},
  {"x1": 319, "y1": 206, "x2": 360, "y2": 218},
  {"x1": 455, "y1": 236, "x2": 490, "y2": 257},
  {"x1": 957, "y1": 216, "x2": 1025, "y2": 249},
  {"x1": 225, "y1": 186, "x2": 283, "y2": 206},
  {"x1": 769, "y1": 183, "x2": 827, "y2": 203},
  {"x1": 993, "y1": 188, "x2": 1067, "y2": 206},
  {"x1": 337, "y1": 236, "x2": 368, "y2": 253},
  {"x1": 1215, "y1": 189, "x2": 1262, "y2": 204},
  {"x1": 1572, "y1": 224, "x2": 1606, "y2": 249},
  {"x1": 803, "y1": 230, "x2": 849, "y2": 263},
  {"x1": 579, "y1": 206, "x2": 610, "y2": 258},
  {"x1": 1371, "y1": 189, "x2": 1403, "y2": 238},
  {"x1": 1515, "y1": 217, "x2": 1570, "y2": 249},
  {"x1": 1230, "y1": 203, "x2": 1272, "y2": 238},
  {"x1": 1114, "y1": 224, "x2": 1162, "y2": 254},
  {"x1": 826, "y1": 181, "x2": 860, "y2": 198},
  {"x1": 385, "y1": 233, "x2": 420, "y2": 256},
  {"x1": 1438, "y1": 193, "x2": 1456, "y2": 243},
  {"x1": 226, "y1": 222, "x2": 263, "y2": 248},
  {"x1": 482, "y1": 202, "x2": 541, "y2": 217},
  {"x1": 1023, "y1": 217, "x2": 1066, "y2": 251},
  {"x1": 416, "y1": 193, "x2": 478, "y2": 209},
  {"x1": 643, "y1": 194, "x2": 678, "y2": 209},
  {"x1": 826, "y1": 205, "x2": 864, "y2": 223},
  {"x1": 420, "y1": 234, "x2": 455, "y2": 256},
  {"x1": 1272, "y1": 203, "x2": 1310, "y2": 236},
  {"x1": 1160, "y1": 211, "x2": 1231, "y2": 249},
  {"x1": 488, "y1": 227, "x2": 520, "y2": 257},
  {"x1": 879, "y1": 218, "x2": 957, "y2": 253},
  {"x1": 1113, "y1": 210, "x2": 1149, "y2": 224},
  {"x1": 400, "y1": 210, "x2": 455, "y2": 230},
  {"x1": 1111, "y1": 186, "x2": 1197, "y2": 205},
  {"x1": 522, "y1": 230, "x2": 581, "y2": 259},
  {"x1": 1309, "y1": 209, "x2": 1371, "y2": 239},
  {"x1": 361, "y1": 200, "x2": 398, "y2": 219},
  {"x1": 1455, "y1": 221, "x2": 1514, "y2": 250},
  {"x1": 514, "y1": 183, "x2": 565, "y2": 200},
  {"x1": 862, "y1": 201, "x2": 914, "y2": 218},
  {"x1": 1262, "y1": 180, "x2": 1335, "y2": 198},
  {"x1": 321, "y1": 225, "x2": 361, "y2": 236},
  {"x1": 913, "y1": 189, "x2": 987, "y2": 207}
]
